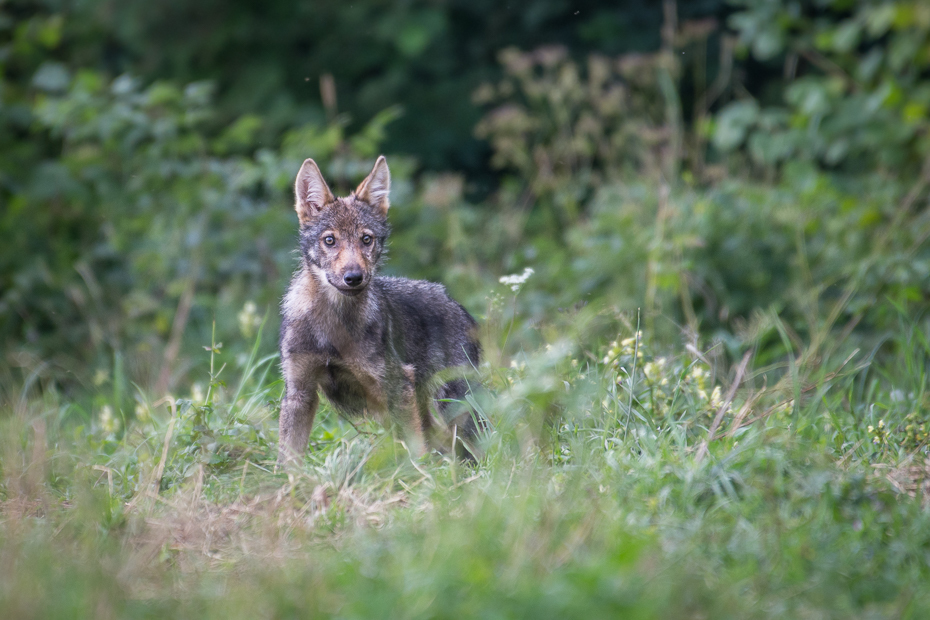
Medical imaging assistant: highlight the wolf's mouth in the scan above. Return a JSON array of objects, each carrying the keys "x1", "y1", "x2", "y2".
[
  {"x1": 334, "y1": 286, "x2": 365, "y2": 297},
  {"x1": 326, "y1": 278, "x2": 367, "y2": 296}
]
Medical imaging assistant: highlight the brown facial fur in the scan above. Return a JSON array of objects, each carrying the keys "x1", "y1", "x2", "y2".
[{"x1": 311, "y1": 198, "x2": 382, "y2": 296}]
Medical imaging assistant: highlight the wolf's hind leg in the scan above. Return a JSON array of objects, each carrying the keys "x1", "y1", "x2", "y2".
[
  {"x1": 278, "y1": 388, "x2": 318, "y2": 465},
  {"x1": 436, "y1": 378, "x2": 484, "y2": 460},
  {"x1": 416, "y1": 386, "x2": 452, "y2": 455}
]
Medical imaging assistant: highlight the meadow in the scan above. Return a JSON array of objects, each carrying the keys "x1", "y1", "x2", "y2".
[{"x1": 4, "y1": 286, "x2": 930, "y2": 617}]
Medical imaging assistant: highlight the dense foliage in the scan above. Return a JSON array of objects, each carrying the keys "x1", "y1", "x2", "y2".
[{"x1": 2, "y1": 0, "x2": 930, "y2": 617}]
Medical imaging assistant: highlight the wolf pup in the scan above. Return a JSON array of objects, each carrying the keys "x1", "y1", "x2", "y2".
[{"x1": 278, "y1": 156, "x2": 481, "y2": 464}]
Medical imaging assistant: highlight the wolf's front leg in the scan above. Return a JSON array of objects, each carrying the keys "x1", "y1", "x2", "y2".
[
  {"x1": 393, "y1": 365, "x2": 426, "y2": 457},
  {"x1": 278, "y1": 388, "x2": 318, "y2": 465}
]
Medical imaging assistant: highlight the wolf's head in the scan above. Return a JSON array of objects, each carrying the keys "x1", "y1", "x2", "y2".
[{"x1": 294, "y1": 156, "x2": 391, "y2": 298}]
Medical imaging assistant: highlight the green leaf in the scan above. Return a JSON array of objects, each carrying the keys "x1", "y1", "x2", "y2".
[
  {"x1": 831, "y1": 19, "x2": 862, "y2": 53},
  {"x1": 752, "y1": 26, "x2": 784, "y2": 60},
  {"x1": 865, "y1": 5, "x2": 896, "y2": 37},
  {"x1": 786, "y1": 79, "x2": 832, "y2": 117},
  {"x1": 32, "y1": 62, "x2": 70, "y2": 93},
  {"x1": 394, "y1": 10, "x2": 446, "y2": 58},
  {"x1": 712, "y1": 100, "x2": 760, "y2": 151}
]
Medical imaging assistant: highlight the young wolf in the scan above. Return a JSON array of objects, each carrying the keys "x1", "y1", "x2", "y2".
[{"x1": 278, "y1": 156, "x2": 481, "y2": 463}]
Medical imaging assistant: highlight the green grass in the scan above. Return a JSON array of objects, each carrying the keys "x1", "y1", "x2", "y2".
[{"x1": 2, "y1": 307, "x2": 929, "y2": 619}]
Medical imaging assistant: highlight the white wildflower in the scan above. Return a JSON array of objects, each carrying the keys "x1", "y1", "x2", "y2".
[
  {"x1": 100, "y1": 405, "x2": 119, "y2": 434},
  {"x1": 238, "y1": 300, "x2": 262, "y2": 339},
  {"x1": 191, "y1": 382, "x2": 205, "y2": 403},
  {"x1": 499, "y1": 267, "x2": 535, "y2": 292},
  {"x1": 135, "y1": 403, "x2": 150, "y2": 423},
  {"x1": 643, "y1": 357, "x2": 668, "y2": 386}
]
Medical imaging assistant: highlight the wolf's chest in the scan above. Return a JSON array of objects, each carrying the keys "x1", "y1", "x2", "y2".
[{"x1": 318, "y1": 357, "x2": 387, "y2": 417}]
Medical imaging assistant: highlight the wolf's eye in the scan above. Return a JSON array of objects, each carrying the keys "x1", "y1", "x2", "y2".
[
  {"x1": 361, "y1": 234, "x2": 372, "y2": 245},
  {"x1": 323, "y1": 235, "x2": 335, "y2": 246}
]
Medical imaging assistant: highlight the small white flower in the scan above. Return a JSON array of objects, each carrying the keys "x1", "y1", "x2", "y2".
[
  {"x1": 237, "y1": 300, "x2": 262, "y2": 338},
  {"x1": 100, "y1": 405, "x2": 119, "y2": 434},
  {"x1": 643, "y1": 358, "x2": 668, "y2": 386},
  {"x1": 191, "y1": 382, "x2": 205, "y2": 403},
  {"x1": 135, "y1": 403, "x2": 150, "y2": 423},
  {"x1": 499, "y1": 267, "x2": 535, "y2": 292}
]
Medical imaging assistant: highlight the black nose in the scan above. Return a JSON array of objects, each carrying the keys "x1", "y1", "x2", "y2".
[{"x1": 344, "y1": 271, "x2": 364, "y2": 287}]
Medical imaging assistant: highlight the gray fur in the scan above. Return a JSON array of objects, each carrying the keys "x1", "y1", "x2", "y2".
[{"x1": 278, "y1": 156, "x2": 481, "y2": 464}]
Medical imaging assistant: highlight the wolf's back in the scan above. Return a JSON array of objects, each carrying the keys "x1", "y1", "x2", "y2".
[{"x1": 374, "y1": 276, "x2": 480, "y2": 379}]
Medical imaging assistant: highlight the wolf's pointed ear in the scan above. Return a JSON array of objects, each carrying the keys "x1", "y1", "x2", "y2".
[
  {"x1": 295, "y1": 158, "x2": 335, "y2": 225},
  {"x1": 354, "y1": 155, "x2": 391, "y2": 216}
]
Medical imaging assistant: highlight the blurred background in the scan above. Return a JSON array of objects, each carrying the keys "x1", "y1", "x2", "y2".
[
  {"x1": 2, "y1": 0, "x2": 929, "y2": 407},
  {"x1": 5, "y1": 4, "x2": 930, "y2": 613}
]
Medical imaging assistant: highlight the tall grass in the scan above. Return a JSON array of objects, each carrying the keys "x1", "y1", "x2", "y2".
[{"x1": 1, "y1": 301, "x2": 929, "y2": 618}]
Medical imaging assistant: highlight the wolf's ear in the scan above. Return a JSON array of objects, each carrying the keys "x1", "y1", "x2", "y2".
[
  {"x1": 295, "y1": 158, "x2": 335, "y2": 225},
  {"x1": 354, "y1": 155, "x2": 391, "y2": 216}
]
